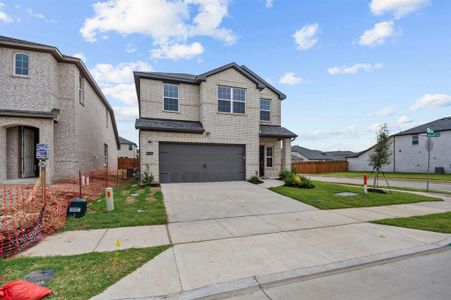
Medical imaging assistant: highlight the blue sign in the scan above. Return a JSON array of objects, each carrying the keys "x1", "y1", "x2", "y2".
[{"x1": 36, "y1": 144, "x2": 49, "y2": 159}]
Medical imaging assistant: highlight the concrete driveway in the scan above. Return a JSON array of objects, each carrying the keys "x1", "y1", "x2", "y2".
[{"x1": 162, "y1": 181, "x2": 316, "y2": 222}]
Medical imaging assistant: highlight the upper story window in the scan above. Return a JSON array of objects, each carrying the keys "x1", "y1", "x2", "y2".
[
  {"x1": 79, "y1": 75, "x2": 85, "y2": 105},
  {"x1": 218, "y1": 86, "x2": 246, "y2": 114},
  {"x1": 163, "y1": 83, "x2": 179, "y2": 112},
  {"x1": 14, "y1": 53, "x2": 29, "y2": 76},
  {"x1": 412, "y1": 134, "x2": 419, "y2": 145},
  {"x1": 260, "y1": 99, "x2": 271, "y2": 121},
  {"x1": 128, "y1": 144, "x2": 133, "y2": 151}
]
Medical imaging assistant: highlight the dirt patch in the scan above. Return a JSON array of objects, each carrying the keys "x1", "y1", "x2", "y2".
[{"x1": 126, "y1": 196, "x2": 135, "y2": 204}]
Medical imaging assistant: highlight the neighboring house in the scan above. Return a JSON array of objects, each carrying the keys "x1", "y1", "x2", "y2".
[
  {"x1": 324, "y1": 151, "x2": 356, "y2": 161},
  {"x1": 347, "y1": 116, "x2": 451, "y2": 173},
  {"x1": 119, "y1": 137, "x2": 138, "y2": 158},
  {"x1": 0, "y1": 36, "x2": 119, "y2": 183},
  {"x1": 291, "y1": 146, "x2": 331, "y2": 162},
  {"x1": 135, "y1": 62, "x2": 297, "y2": 183}
]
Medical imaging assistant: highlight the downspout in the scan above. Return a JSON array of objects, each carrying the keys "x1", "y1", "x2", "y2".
[{"x1": 393, "y1": 136, "x2": 396, "y2": 172}]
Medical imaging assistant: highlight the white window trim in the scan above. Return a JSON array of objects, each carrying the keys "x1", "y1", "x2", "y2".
[
  {"x1": 79, "y1": 75, "x2": 85, "y2": 105},
  {"x1": 266, "y1": 146, "x2": 273, "y2": 168},
  {"x1": 162, "y1": 83, "x2": 180, "y2": 112},
  {"x1": 260, "y1": 99, "x2": 271, "y2": 122},
  {"x1": 217, "y1": 85, "x2": 246, "y2": 114},
  {"x1": 13, "y1": 52, "x2": 30, "y2": 77}
]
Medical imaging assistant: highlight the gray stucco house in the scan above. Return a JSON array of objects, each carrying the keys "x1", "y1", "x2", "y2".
[
  {"x1": 0, "y1": 36, "x2": 119, "y2": 183},
  {"x1": 347, "y1": 116, "x2": 451, "y2": 173},
  {"x1": 134, "y1": 63, "x2": 297, "y2": 183},
  {"x1": 119, "y1": 137, "x2": 138, "y2": 159}
]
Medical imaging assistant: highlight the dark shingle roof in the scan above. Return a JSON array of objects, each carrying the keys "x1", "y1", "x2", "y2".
[
  {"x1": 324, "y1": 151, "x2": 357, "y2": 161},
  {"x1": 260, "y1": 125, "x2": 297, "y2": 138},
  {"x1": 134, "y1": 62, "x2": 287, "y2": 100},
  {"x1": 291, "y1": 146, "x2": 331, "y2": 161},
  {"x1": 135, "y1": 118, "x2": 205, "y2": 134},
  {"x1": 394, "y1": 116, "x2": 451, "y2": 136},
  {"x1": 119, "y1": 137, "x2": 137, "y2": 146}
]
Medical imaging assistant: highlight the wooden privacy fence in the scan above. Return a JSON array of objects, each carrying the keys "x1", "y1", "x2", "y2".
[
  {"x1": 292, "y1": 161, "x2": 348, "y2": 174},
  {"x1": 118, "y1": 157, "x2": 139, "y2": 169}
]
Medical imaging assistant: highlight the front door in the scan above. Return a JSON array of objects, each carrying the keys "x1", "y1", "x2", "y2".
[
  {"x1": 259, "y1": 145, "x2": 265, "y2": 177},
  {"x1": 20, "y1": 126, "x2": 39, "y2": 178}
]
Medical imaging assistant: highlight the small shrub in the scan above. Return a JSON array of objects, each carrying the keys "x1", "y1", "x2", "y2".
[
  {"x1": 279, "y1": 170, "x2": 292, "y2": 180},
  {"x1": 283, "y1": 171, "x2": 297, "y2": 187},
  {"x1": 283, "y1": 173, "x2": 315, "y2": 189},
  {"x1": 298, "y1": 176, "x2": 315, "y2": 189},
  {"x1": 248, "y1": 176, "x2": 263, "y2": 184},
  {"x1": 141, "y1": 164, "x2": 154, "y2": 186}
]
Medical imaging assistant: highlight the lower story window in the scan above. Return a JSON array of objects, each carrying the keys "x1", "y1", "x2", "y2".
[{"x1": 266, "y1": 147, "x2": 273, "y2": 167}]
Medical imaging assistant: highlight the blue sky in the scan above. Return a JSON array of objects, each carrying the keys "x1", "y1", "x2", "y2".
[{"x1": 1, "y1": 0, "x2": 450, "y2": 151}]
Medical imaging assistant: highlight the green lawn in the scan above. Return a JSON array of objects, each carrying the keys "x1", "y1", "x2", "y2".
[
  {"x1": 0, "y1": 246, "x2": 169, "y2": 300},
  {"x1": 65, "y1": 182, "x2": 167, "y2": 230},
  {"x1": 373, "y1": 212, "x2": 451, "y2": 234},
  {"x1": 270, "y1": 181, "x2": 441, "y2": 209},
  {"x1": 315, "y1": 171, "x2": 451, "y2": 182},
  {"x1": 332, "y1": 182, "x2": 451, "y2": 196}
]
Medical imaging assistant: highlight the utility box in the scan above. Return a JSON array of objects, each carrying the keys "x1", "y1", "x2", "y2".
[{"x1": 67, "y1": 198, "x2": 87, "y2": 218}]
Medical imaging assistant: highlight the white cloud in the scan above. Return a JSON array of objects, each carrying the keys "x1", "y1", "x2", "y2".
[
  {"x1": 0, "y1": 3, "x2": 13, "y2": 23},
  {"x1": 359, "y1": 21, "x2": 395, "y2": 47},
  {"x1": 279, "y1": 72, "x2": 302, "y2": 85},
  {"x1": 302, "y1": 126, "x2": 364, "y2": 140},
  {"x1": 397, "y1": 115, "x2": 413, "y2": 124},
  {"x1": 410, "y1": 94, "x2": 451, "y2": 111},
  {"x1": 103, "y1": 84, "x2": 137, "y2": 105},
  {"x1": 374, "y1": 106, "x2": 396, "y2": 117},
  {"x1": 91, "y1": 61, "x2": 152, "y2": 84},
  {"x1": 72, "y1": 52, "x2": 87, "y2": 61},
  {"x1": 151, "y1": 42, "x2": 204, "y2": 60},
  {"x1": 327, "y1": 63, "x2": 382, "y2": 75},
  {"x1": 265, "y1": 0, "x2": 273, "y2": 8},
  {"x1": 26, "y1": 8, "x2": 57, "y2": 23},
  {"x1": 80, "y1": 0, "x2": 235, "y2": 52},
  {"x1": 293, "y1": 23, "x2": 319, "y2": 50},
  {"x1": 370, "y1": 0, "x2": 429, "y2": 18},
  {"x1": 91, "y1": 61, "x2": 152, "y2": 105},
  {"x1": 126, "y1": 43, "x2": 137, "y2": 53},
  {"x1": 368, "y1": 123, "x2": 382, "y2": 133},
  {"x1": 113, "y1": 105, "x2": 139, "y2": 122}
]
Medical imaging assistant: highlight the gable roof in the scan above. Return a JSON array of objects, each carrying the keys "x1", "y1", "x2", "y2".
[
  {"x1": 119, "y1": 137, "x2": 137, "y2": 146},
  {"x1": 133, "y1": 62, "x2": 287, "y2": 108},
  {"x1": 394, "y1": 116, "x2": 451, "y2": 136},
  {"x1": 291, "y1": 146, "x2": 331, "y2": 161},
  {"x1": 0, "y1": 35, "x2": 120, "y2": 149}
]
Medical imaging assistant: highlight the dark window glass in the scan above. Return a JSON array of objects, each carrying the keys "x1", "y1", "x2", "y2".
[
  {"x1": 233, "y1": 88, "x2": 245, "y2": 101},
  {"x1": 260, "y1": 111, "x2": 270, "y2": 121},
  {"x1": 15, "y1": 53, "x2": 29, "y2": 76},
  {"x1": 164, "y1": 98, "x2": 178, "y2": 111},
  {"x1": 218, "y1": 86, "x2": 231, "y2": 99},
  {"x1": 412, "y1": 134, "x2": 419, "y2": 145},
  {"x1": 233, "y1": 101, "x2": 245, "y2": 114},
  {"x1": 266, "y1": 147, "x2": 273, "y2": 167},
  {"x1": 164, "y1": 84, "x2": 178, "y2": 98},
  {"x1": 129, "y1": 145, "x2": 133, "y2": 151},
  {"x1": 218, "y1": 100, "x2": 231, "y2": 112},
  {"x1": 260, "y1": 99, "x2": 271, "y2": 110}
]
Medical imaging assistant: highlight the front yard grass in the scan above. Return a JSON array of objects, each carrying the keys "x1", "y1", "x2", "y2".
[
  {"x1": 0, "y1": 246, "x2": 169, "y2": 300},
  {"x1": 270, "y1": 181, "x2": 441, "y2": 209},
  {"x1": 316, "y1": 171, "x2": 451, "y2": 183},
  {"x1": 372, "y1": 212, "x2": 451, "y2": 234},
  {"x1": 65, "y1": 181, "x2": 167, "y2": 230}
]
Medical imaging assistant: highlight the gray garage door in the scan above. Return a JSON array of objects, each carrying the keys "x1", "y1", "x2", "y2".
[{"x1": 159, "y1": 143, "x2": 245, "y2": 183}]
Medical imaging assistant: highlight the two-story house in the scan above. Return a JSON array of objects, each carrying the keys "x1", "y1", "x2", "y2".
[
  {"x1": 134, "y1": 63, "x2": 297, "y2": 183},
  {"x1": 119, "y1": 137, "x2": 138, "y2": 159},
  {"x1": 347, "y1": 116, "x2": 451, "y2": 173},
  {"x1": 0, "y1": 36, "x2": 119, "y2": 183}
]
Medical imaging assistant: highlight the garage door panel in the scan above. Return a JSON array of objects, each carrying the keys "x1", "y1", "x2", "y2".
[{"x1": 159, "y1": 143, "x2": 245, "y2": 183}]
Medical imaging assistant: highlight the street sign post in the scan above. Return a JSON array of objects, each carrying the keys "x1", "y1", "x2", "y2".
[{"x1": 425, "y1": 129, "x2": 440, "y2": 191}]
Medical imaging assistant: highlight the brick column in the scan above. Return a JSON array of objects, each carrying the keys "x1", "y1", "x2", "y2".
[
  {"x1": 282, "y1": 138, "x2": 292, "y2": 171},
  {"x1": 0, "y1": 127, "x2": 6, "y2": 180}
]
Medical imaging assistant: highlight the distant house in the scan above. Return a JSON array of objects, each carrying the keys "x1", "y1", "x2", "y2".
[
  {"x1": 291, "y1": 146, "x2": 355, "y2": 162},
  {"x1": 347, "y1": 116, "x2": 451, "y2": 173},
  {"x1": 0, "y1": 36, "x2": 119, "y2": 183},
  {"x1": 119, "y1": 137, "x2": 138, "y2": 159},
  {"x1": 291, "y1": 146, "x2": 331, "y2": 162}
]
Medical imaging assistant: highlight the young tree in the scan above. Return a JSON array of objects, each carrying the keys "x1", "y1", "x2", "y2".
[{"x1": 368, "y1": 123, "x2": 392, "y2": 188}]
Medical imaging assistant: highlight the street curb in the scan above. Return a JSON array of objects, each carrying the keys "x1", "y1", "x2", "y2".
[{"x1": 122, "y1": 237, "x2": 451, "y2": 300}]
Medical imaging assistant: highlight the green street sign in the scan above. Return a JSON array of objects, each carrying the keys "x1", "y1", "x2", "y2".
[{"x1": 427, "y1": 132, "x2": 440, "y2": 137}]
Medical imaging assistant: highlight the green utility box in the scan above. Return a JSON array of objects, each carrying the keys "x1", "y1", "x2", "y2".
[{"x1": 67, "y1": 198, "x2": 87, "y2": 218}]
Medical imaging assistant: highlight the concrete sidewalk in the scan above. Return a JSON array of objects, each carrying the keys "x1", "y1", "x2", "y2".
[
  {"x1": 19, "y1": 225, "x2": 170, "y2": 257},
  {"x1": 309, "y1": 175, "x2": 451, "y2": 193},
  {"x1": 92, "y1": 223, "x2": 450, "y2": 299}
]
